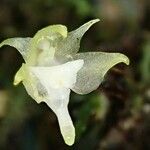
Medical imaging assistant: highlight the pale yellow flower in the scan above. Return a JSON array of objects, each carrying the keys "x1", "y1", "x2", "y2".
[{"x1": 0, "y1": 19, "x2": 129, "y2": 145}]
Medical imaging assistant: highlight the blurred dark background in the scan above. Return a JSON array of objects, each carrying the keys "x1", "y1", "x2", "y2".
[{"x1": 0, "y1": 0, "x2": 150, "y2": 150}]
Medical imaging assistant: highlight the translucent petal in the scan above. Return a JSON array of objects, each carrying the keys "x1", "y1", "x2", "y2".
[
  {"x1": 0, "y1": 38, "x2": 31, "y2": 61},
  {"x1": 13, "y1": 63, "x2": 76, "y2": 145},
  {"x1": 55, "y1": 19, "x2": 100, "y2": 58},
  {"x1": 41, "y1": 87, "x2": 75, "y2": 146},
  {"x1": 71, "y1": 52, "x2": 130, "y2": 94},
  {"x1": 13, "y1": 64, "x2": 25, "y2": 86},
  {"x1": 30, "y1": 59, "x2": 84, "y2": 89},
  {"x1": 27, "y1": 25, "x2": 68, "y2": 65},
  {"x1": 29, "y1": 60, "x2": 84, "y2": 145},
  {"x1": 20, "y1": 69, "x2": 75, "y2": 145},
  {"x1": 40, "y1": 87, "x2": 75, "y2": 145}
]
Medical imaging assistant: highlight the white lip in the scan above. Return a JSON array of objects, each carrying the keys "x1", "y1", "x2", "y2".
[
  {"x1": 30, "y1": 59, "x2": 84, "y2": 89},
  {"x1": 29, "y1": 59, "x2": 84, "y2": 145}
]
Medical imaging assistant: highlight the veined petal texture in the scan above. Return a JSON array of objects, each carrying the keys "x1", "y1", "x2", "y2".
[
  {"x1": 0, "y1": 37, "x2": 31, "y2": 62},
  {"x1": 71, "y1": 52, "x2": 129, "y2": 94},
  {"x1": 56, "y1": 19, "x2": 100, "y2": 58}
]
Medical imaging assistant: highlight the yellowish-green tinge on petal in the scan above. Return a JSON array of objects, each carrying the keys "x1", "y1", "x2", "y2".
[{"x1": 0, "y1": 18, "x2": 130, "y2": 146}]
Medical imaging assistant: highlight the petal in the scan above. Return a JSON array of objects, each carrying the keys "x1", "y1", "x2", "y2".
[
  {"x1": 42, "y1": 88, "x2": 75, "y2": 146},
  {"x1": 30, "y1": 59, "x2": 84, "y2": 89},
  {"x1": 41, "y1": 88, "x2": 75, "y2": 145},
  {"x1": 27, "y1": 25, "x2": 68, "y2": 65},
  {"x1": 24, "y1": 60, "x2": 84, "y2": 145},
  {"x1": 71, "y1": 52, "x2": 130, "y2": 94},
  {"x1": 23, "y1": 60, "x2": 82, "y2": 145},
  {"x1": 14, "y1": 64, "x2": 43, "y2": 103},
  {"x1": 13, "y1": 64, "x2": 24, "y2": 86},
  {"x1": 22, "y1": 73, "x2": 75, "y2": 145},
  {"x1": 0, "y1": 38, "x2": 31, "y2": 61},
  {"x1": 55, "y1": 19, "x2": 100, "y2": 58}
]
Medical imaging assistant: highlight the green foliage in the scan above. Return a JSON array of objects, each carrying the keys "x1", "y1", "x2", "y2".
[
  {"x1": 140, "y1": 38, "x2": 150, "y2": 84},
  {"x1": 75, "y1": 93, "x2": 109, "y2": 140}
]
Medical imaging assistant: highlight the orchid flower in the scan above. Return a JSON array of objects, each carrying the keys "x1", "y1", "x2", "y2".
[{"x1": 0, "y1": 19, "x2": 129, "y2": 145}]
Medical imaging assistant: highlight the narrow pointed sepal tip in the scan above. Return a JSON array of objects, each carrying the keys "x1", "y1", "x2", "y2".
[
  {"x1": 13, "y1": 76, "x2": 21, "y2": 86},
  {"x1": 122, "y1": 54, "x2": 130, "y2": 65},
  {"x1": 87, "y1": 19, "x2": 100, "y2": 26},
  {"x1": 13, "y1": 81, "x2": 18, "y2": 86},
  {"x1": 92, "y1": 18, "x2": 100, "y2": 23},
  {"x1": 125, "y1": 57, "x2": 130, "y2": 65},
  {"x1": 0, "y1": 42, "x2": 5, "y2": 48}
]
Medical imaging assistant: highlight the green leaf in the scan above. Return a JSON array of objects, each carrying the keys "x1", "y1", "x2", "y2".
[
  {"x1": 140, "y1": 40, "x2": 150, "y2": 84},
  {"x1": 71, "y1": 52, "x2": 129, "y2": 94},
  {"x1": 0, "y1": 38, "x2": 31, "y2": 62}
]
